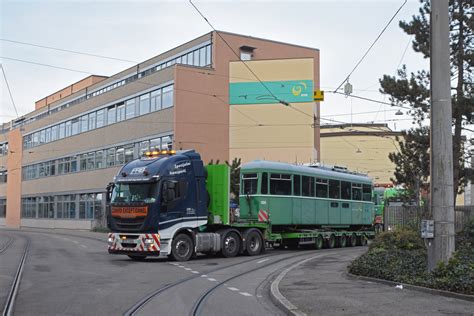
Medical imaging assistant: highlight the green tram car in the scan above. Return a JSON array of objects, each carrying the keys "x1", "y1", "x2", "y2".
[{"x1": 237, "y1": 161, "x2": 376, "y2": 248}]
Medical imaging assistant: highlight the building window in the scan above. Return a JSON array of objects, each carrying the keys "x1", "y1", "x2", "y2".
[
  {"x1": 124, "y1": 145, "x2": 134, "y2": 163},
  {"x1": 125, "y1": 99, "x2": 135, "y2": 120},
  {"x1": 51, "y1": 125, "x2": 58, "y2": 142},
  {"x1": 162, "y1": 85, "x2": 173, "y2": 108},
  {"x1": 150, "y1": 90, "x2": 162, "y2": 111},
  {"x1": 80, "y1": 115, "x2": 89, "y2": 133},
  {"x1": 139, "y1": 94, "x2": 150, "y2": 115},
  {"x1": 240, "y1": 51, "x2": 252, "y2": 61},
  {"x1": 95, "y1": 150, "x2": 104, "y2": 169},
  {"x1": 117, "y1": 103, "x2": 125, "y2": 122},
  {"x1": 88, "y1": 112, "x2": 96, "y2": 130},
  {"x1": 0, "y1": 199, "x2": 6, "y2": 218},
  {"x1": 107, "y1": 148, "x2": 115, "y2": 167},
  {"x1": 96, "y1": 109, "x2": 105, "y2": 128},
  {"x1": 115, "y1": 146, "x2": 125, "y2": 165},
  {"x1": 59, "y1": 123, "x2": 66, "y2": 139},
  {"x1": 107, "y1": 106, "x2": 116, "y2": 125},
  {"x1": 206, "y1": 44, "x2": 211, "y2": 65},
  {"x1": 65, "y1": 120, "x2": 72, "y2": 137}
]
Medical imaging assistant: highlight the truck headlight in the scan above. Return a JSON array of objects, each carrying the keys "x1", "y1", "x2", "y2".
[
  {"x1": 107, "y1": 237, "x2": 114, "y2": 245},
  {"x1": 144, "y1": 238, "x2": 154, "y2": 245}
]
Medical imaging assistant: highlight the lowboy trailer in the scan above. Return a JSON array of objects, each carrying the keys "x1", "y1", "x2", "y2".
[{"x1": 106, "y1": 149, "x2": 375, "y2": 261}]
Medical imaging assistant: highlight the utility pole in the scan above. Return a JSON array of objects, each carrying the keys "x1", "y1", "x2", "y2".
[{"x1": 428, "y1": 0, "x2": 455, "y2": 270}]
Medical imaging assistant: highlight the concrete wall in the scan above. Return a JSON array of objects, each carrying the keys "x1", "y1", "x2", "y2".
[
  {"x1": 35, "y1": 75, "x2": 108, "y2": 110},
  {"x1": 174, "y1": 65, "x2": 229, "y2": 163},
  {"x1": 21, "y1": 219, "x2": 93, "y2": 230}
]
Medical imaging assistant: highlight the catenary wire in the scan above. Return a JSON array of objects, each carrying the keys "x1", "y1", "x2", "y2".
[
  {"x1": 0, "y1": 38, "x2": 137, "y2": 63},
  {"x1": 1, "y1": 64, "x2": 19, "y2": 117},
  {"x1": 333, "y1": 0, "x2": 407, "y2": 92}
]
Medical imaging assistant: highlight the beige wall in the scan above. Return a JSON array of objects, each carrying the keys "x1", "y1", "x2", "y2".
[
  {"x1": 229, "y1": 58, "x2": 317, "y2": 164},
  {"x1": 6, "y1": 128, "x2": 22, "y2": 228},
  {"x1": 217, "y1": 31, "x2": 321, "y2": 161},
  {"x1": 320, "y1": 126, "x2": 399, "y2": 184}
]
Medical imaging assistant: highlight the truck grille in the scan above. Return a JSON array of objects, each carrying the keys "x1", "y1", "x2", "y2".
[{"x1": 114, "y1": 218, "x2": 145, "y2": 231}]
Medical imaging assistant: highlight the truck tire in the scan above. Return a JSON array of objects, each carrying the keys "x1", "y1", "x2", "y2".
[
  {"x1": 348, "y1": 234, "x2": 357, "y2": 247},
  {"x1": 244, "y1": 229, "x2": 263, "y2": 256},
  {"x1": 359, "y1": 234, "x2": 368, "y2": 246},
  {"x1": 128, "y1": 255, "x2": 147, "y2": 261},
  {"x1": 315, "y1": 235, "x2": 323, "y2": 249},
  {"x1": 221, "y1": 231, "x2": 241, "y2": 258},
  {"x1": 339, "y1": 235, "x2": 347, "y2": 248},
  {"x1": 171, "y1": 234, "x2": 194, "y2": 262},
  {"x1": 326, "y1": 234, "x2": 336, "y2": 249}
]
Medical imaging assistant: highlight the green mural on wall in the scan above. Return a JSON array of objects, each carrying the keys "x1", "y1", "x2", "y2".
[{"x1": 229, "y1": 80, "x2": 314, "y2": 105}]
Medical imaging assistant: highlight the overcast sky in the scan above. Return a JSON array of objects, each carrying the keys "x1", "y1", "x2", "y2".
[{"x1": 1, "y1": 0, "x2": 429, "y2": 132}]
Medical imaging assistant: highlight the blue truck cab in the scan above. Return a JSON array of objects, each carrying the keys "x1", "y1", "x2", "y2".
[{"x1": 107, "y1": 149, "x2": 208, "y2": 260}]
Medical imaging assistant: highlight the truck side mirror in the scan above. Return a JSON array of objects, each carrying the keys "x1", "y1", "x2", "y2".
[{"x1": 106, "y1": 182, "x2": 115, "y2": 203}]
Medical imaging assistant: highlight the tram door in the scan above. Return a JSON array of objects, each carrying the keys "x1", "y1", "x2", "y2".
[{"x1": 328, "y1": 179, "x2": 341, "y2": 224}]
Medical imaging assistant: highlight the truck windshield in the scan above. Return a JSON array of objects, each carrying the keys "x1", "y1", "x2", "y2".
[{"x1": 111, "y1": 183, "x2": 157, "y2": 203}]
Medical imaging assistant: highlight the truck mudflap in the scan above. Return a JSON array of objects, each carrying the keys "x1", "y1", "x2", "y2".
[{"x1": 107, "y1": 233, "x2": 161, "y2": 256}]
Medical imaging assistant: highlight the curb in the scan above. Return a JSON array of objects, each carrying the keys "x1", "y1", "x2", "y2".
[
  {"x1": 345, "y1": 272, "x2": 474, "y2": 302},
  {"x1": 270, "y1": 255, "x2": 322, "y2": 316}
]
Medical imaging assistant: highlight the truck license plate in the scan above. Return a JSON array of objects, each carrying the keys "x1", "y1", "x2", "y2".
[{"x1": 121, "y1": 239, "x2": 138, "y2": 244}]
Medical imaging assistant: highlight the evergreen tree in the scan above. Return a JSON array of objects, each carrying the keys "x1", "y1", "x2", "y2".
[{"x1": 379, "y1": 0, "x2": 473, "y2": 202}]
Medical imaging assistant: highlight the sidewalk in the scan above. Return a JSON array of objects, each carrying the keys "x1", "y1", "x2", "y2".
[{"x1": 278, "y1": 248, "x2": 473, "y2": 316}]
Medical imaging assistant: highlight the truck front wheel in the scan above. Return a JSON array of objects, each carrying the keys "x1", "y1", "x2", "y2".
[
  {"x1": 221, "y1": 231, "x2": 241, "y2": 258},
  {"x1": 171, "y1": 234, "x2": 194, "y2": 262}
]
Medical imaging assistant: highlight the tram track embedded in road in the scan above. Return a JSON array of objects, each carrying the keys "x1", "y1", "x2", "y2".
[
  {"x1": 2, "y1": 235, "x2": 30, "y2": 316},
  {"x1": 189, "y1": 249, "x2": 338, "y2": 316},
  {"x1": 123, "y1": 250, "x2": 298, "y2": 316},
  {"x1": 0, "y1": 233, "x2": 14, "y2": 255}
]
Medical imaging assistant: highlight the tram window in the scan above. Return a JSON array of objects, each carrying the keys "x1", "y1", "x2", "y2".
[
  {"x1": 242, "y1": 173, "x2": 258, "y2": 195},
  {"x1": 362, "y1": 184, "x2": 372, "y2": 201},
  {"x1": 261, "y1": 173, "x2": 268, "y2": 194},
  {"x1": 270, "y1": 173, "x2": 292, "y2": 195},
  {"x1": 316, "y1": 179, "x2": 328, "y2": 198},
  {"x1": 341, "y1": 181, "x2": 351, "y2": 200},
  {"x1": 294, "y1": 175, "x2": 301, "y2": 196},
  {"x1": 352, "y1": 183, "x2": 362, "y2": 201},
  {"x1": 329, "y1": 180, "x2": 340, "y2": 199},
  {"x1": 302, "y1": 176, "x2": 314, "y2": 197}
]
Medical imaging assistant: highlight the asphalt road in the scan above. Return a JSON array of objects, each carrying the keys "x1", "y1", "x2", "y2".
[
  {"x1": 0, "y1": 228, "x2": 312, "y2": 316},
  {"x1": 2, "y1": 229, "x2": 472, "y2": 316}
]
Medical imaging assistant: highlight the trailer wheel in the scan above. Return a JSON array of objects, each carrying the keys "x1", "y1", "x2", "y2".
[
  {"x1": 128, "y1": 255, "x2": 147, "y2": 261},
  {"x1": 359, "y1": 234, "x2": 368, "y2": 246},
  {"x1": 348, "y1": 234, "x2": 357, "y2": 247},
  {"x1": 339, "y1": 235, "x2": 347, "y2": 248},
  {"x1": 244, "y1": 230, "x2": 263, "y2": 256},
  {"x1": 326, "y1": 234, "x2": 336, "y2": 249},
  {"x1": 221, "y1": 231, "x2": 241, "y2": 258},
  {"x1": 171, "y1": 234, "x2": 194, "y2": 262},
  {"x1": 315, "y1": 235, "x2": 324, "y2": 249}
]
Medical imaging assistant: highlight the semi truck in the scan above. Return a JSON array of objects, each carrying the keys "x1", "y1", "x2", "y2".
[{"x1": 106, "y1": 149, "x2": 376, "y2": 261}]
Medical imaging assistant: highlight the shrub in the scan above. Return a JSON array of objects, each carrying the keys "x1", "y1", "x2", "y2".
[{"x1": 349, "y1": 223, "x2": 474, "y2": 295}]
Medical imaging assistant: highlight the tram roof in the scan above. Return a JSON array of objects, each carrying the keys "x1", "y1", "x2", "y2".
[{"x1": 242, "y1": 160, "x2": 373, "y2": 184}]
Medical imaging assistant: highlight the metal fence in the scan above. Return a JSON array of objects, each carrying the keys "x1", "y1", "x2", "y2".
[{"x1": 384, "y1": 205, "x2": 474, "y2": 233}]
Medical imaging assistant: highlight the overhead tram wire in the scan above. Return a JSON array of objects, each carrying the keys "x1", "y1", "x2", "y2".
[
  {"x1": 0, "y1": 56, "x2": 94, "y2": 75},
  {"x1": 1, "y1": 64, "x2": 19, "y2": 117},
  {"x1": 333, "y1": 0, "x2": 407, "y2": 93},
  {"x1": 188, "y1": 0, "x2": 287, "y2": 106},
  {"x1": 0, "y1": 38, "x2": 137, "y2": 64}
]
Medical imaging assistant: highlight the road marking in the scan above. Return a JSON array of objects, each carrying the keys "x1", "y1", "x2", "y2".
[
  {"x1": 239, "y1": 292, "x2": 252, "y2": 297},
  {"x1": 184, "y1": 268, "x2": 192, "y2": 271},
  {"x1": 201, "y1": 275, "x2": 207, "y2": 278},
  {"x1": 207, "y1": 278, "x2": 217, "y2": 282},
  {"x1": 257, "y1": 258, "x2": 269, "y2": 264},
  {"x1": 72, "y1": 240, "x2": 79, "y2": 244},
  {"x1": 80, "y1": 245, "x2": 87, "y2": 249},
  {"x1": 177, "y1": 265, "x2": 184, "y2": 268},
  {"x1": 227, "y1": 287, "x2": 239, "y2": 291},
  {"x1": 191, "y1": 271, "x2": 199, "y2": 274}
]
